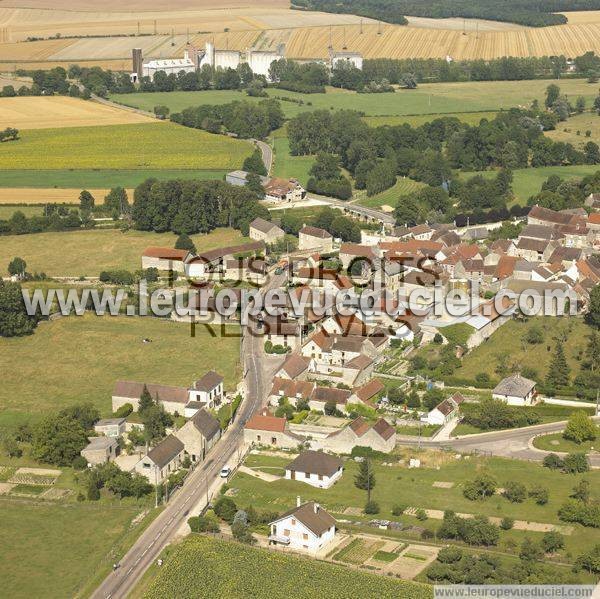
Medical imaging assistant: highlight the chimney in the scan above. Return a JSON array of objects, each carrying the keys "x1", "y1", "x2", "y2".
[
  {"x1": 296, "y1": 495, "x2": 301, "y2": 508},
  {"x1": 132, "y1": 48, "x2": 143, "y2": 81},
  {"x1": 314, "y1": 503, "x2": 320, "y2": 514}
]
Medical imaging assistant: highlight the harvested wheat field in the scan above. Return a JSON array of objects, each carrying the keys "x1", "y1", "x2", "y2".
[
  {"x1": 0, "y1": 96, "x2": 154, "y2": 129},
  {"x1": 0, "y1": 188, "x2": 133, "y2": 205}
]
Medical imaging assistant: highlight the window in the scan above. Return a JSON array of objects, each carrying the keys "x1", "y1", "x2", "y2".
[
  {"x1": 302, "y1": 533, "x2": 308, "y2": 540},
  {"x1": 257, "y1": 435, "x2": 261, "y2": 442},
  {"x1": 305, "y1": 472, "x2": 310, "y2": 479},
  {"x1": 272, "y1": 437, "x2": 277, "y2": 444},
  {"x1": 284, "y1": 529, "x2": 290, "y2": 536},
  {"x1": 291, "y1": 519, "x2": 296, "y2": 525},
  {"x1": 318, "y1": 474, "x2": 323, "y2": 481}
]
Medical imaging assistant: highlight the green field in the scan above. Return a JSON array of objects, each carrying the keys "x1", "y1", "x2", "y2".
[
  {"x1": 0, "y1": 314, "x2": 241, "y2": 429},
  {"x1": 113, "y1": 79, "x2": 600, "y2": 120},
  {"x1": 357, "y1": 177, "x2": 426, "y2": 209},
  {"x1": 456, "y1": 317, "x2": 590, "y2": 385},
  {"x1": 0, "y1": 500, "x2": 149, "y2": 599},
  {"x1": 271, "y1": 135, "x2": 314, "y2": 186},
  {"x1": 0, "y1": 169, "x2": 228, "y2": 189},
  {"x1": 0, "y1": 122, "x2": 252, "y2": 170},
  {"x1": 363, "y1": 111, "x2": 498, "y2": 127},
  {"x1": 459, "y1": 165, "x2": 600, "y2": 204},
  {"x1": 547, "y1": 111, "x2": 600, "y2": 150},
  {"x1": 0, "y1": 227, "x2": 247, "y2": 276},
  {"x1": 228, "y1": 452, "x2": 600, "y2": 560},
  {"x1": 140, "y1": 535, "x2": 430, "y2": 599},
  {"x1": 532, "y1": 432, "x2": 599, "y2": 453}
]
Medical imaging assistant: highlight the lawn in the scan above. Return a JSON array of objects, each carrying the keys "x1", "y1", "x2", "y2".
[
  {"x1": 228, "y1": 452, "x2": 600, "y2": 560},
  {"x1": 244, "y1": 453, "x2": 289, "y2": 477},
  {"x1": 0, "y1": 500, "x2": 148, "y2": 599},
  {"x1": 0, "y1": 313, "x2": 241, "y2": 429},
  {"x1": 0, "y1": 169, "x2": 228, "y2": 189},
  {"x1": 0, "y1": 122, "x2": 252, "y2": 170},
  {"x1": 357, "y1": 177, "x2": 426, "y2": 209},
  {"x1": 458, "y1": 165, "x2": 600, "y2": 205},
  {"x1": 139, "y1": 535, "x2": 430, "y2": 599},
  {"x1": 532, "y1": 432, "x2": 599, "y2": 453},
  {"x1": 113, "y1": 79, "x2": 600, "y2": 119},
  {"x1": 0, "y1": 227, "x2": 247, "y2": 276}
]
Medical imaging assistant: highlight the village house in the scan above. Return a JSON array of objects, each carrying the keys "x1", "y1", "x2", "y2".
[
  {"x1": 175, "y1": 408, "x2": 221, "y2": 463},
  {"x1": 269, "y1": 500, "x2": 336, "y2": 554},
  {"x1": 249, "y1": 217, "x2": 285, "y2": 244},
  {"x1": 309, "y1": 386, "x2": 352, "y2": 414},
  {"x1": 94, "y1": 417, "x2": 126, "y2": 438},
  {"x1": 323, "y1": 416, "x2": 396, "y2": 454},
  {"x1": 269, "y1": 378, "x2": 315, "y2": 408},
  {"x1": 348, "y1": 378, "x2": 385, "y2": 407},
  {"x1": 492, "y1": 374, "x2": 538, "y2": 406},
  {"x1": 276, "y1": 354, "x2": 310, "y2": 380},
  {"x1": 135, "y1": 435, "x2": 185, "y2": 483},
  {"x1": 224, "y1": 257, "x2": 267, "y2": 285},
  {"x1": 112, "y1": 381, "x2": 189, "y2": 415},
  {"x1": 423, "y1": 393, "x2": 465, "y2": 425},
  {"x1": 263, "y1": 315, "x2": 302, "y2": 350},
  {"x1": 188, "y1": 371, "x2": 224, "y2": 406},
  {"x1": 298, "y1": 226, "x2": 333, "y2": 252},
  {"x1": 338, "y1": 243, "x2": 376, "y2": 270},
  {"x1": 243, "y1": 410, "x2": 303, "y2": 449},
  {"x1": 81, "y1": 436, "x2": 119, "y2": 466},
  {"x1": 185, "y1": 241, "x2": 265, "y2": 279},
  {"x1": 284, "y1": 451, "x2": 343, "y2": 489}
]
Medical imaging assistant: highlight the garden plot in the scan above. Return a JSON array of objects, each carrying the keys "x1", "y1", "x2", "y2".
[
  {"x1": 390, "y1": 544, "x2": 439, "y2": 579},
  {"x1": 8, "y1": 467, "x2": 61, "y2": 486}
]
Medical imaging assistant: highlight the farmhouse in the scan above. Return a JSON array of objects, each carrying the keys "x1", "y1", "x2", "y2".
[
  {"x1": 349, "y1": 378, "x2": 385, "y2": 407},
  {"x1": 308, "y1": 386, "x2": 352, "y2": 413},
  {"x1": 175, "y1": 408, "x2": 221, "y2": 463},
  {"x1": 264, "y1": 177, "x2": 306, "y2": 203},
  {"x1": 276, "y1": 354, "x2": 310, "y2": 380},
  {"x1": 263, "y1": 315, "x2": 302, "y2": 350},
  {"x1": 269, "y1": 378, "x2": 315, "y2": 407},
  {"x1": 81, "y1": 436, "x2": 119, "y2": 466},
  {"x1": 269, "y1": 500, "x2": 337, "y2": 554},
  {"x1": 112, "y1": 381, "x2": 189, "y2": 415},
  {"x1": 249, "y1": 217, "x2": 285, "y2": 244},
  {"x1": 298, "y1": 226, "x2": 333, "y2": 252},
  {"x1": 492, "y1": 374, "x2": 538, "y2": 406},
  {"x1": 284, "y1": 450, "x2": 343, "y2": 489},
  {"x1": 135, "y1": 434, "x2": 185, "y2": 483},
  {"x1": 243, "y1": 410, "x2": 303, "y2": 449}
]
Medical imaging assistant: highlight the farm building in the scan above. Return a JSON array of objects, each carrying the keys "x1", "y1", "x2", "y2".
[
  {"x1": 135, "y1": 435, "x2": 185, "y2": 483},
  {"x1": 175, "y1": 408, "x2": 221, "y2": 463},
  {"x1": 243, "y1": 410, "x2": 303, "y2": 449},
  {"x1": 94, "y1": 417, "x2": 126, "y2": 438},
  {"x1": 298, "y1": 226, "x2": 333, "y2": 252},
  {"x1": 249, "y1": 217, "x2": 285, "y2": 244},
  {"x1": 81, "y1": 436, "x2": 119, "y2": 466}
]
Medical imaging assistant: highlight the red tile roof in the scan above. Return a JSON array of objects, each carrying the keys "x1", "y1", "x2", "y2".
[{"x1": 245, "y1": 414, "x2": 287, "y2": 433}]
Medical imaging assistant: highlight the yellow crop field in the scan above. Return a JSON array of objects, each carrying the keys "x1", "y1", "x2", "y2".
[
  {"x1": 0, "y1": 188, "x2": 133, "y2": 205},
  {"x1": 0, "y1": 97, "x2": 154, "y2": 129},
  {"x1": 0, "y1": 122, "x2": 252, "y2": 170}
]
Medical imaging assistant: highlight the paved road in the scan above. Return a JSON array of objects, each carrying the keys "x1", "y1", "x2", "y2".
[
  {"x1": 399, "y1": 418, "x2": 600, "y2": 466},
  {"x1": 314, "y1": 194, "x2": 396, "y2": 227},
  {"x1": 255, "y1": 139, "x2": 273, "y2": 175},
  {"x1": 92, "y1": 273, "x2": 286, "y2": 599}
]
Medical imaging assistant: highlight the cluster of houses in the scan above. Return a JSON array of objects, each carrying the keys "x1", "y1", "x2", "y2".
[
  {"x1": 81, "y1": 370, "x2": 226, "y2": 484},
  {"x1": 226, "y1": 171, "x2": 306, "y2": 204}
]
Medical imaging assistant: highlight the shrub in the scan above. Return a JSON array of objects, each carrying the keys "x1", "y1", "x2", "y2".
[
  {"x1": 543, "y1": 453, "x2": 564, "y2": 470},
  {"x1": 415, "y1": 508, "x2": 428, "y2": 521},
  {"x1": 188, "y1": 514, "x2": 219, "y2": 533},
  {"x1": 562, "y1": 453, "x2": 589, "y2": 474},
  {"x1": 542, "y1": 530, "x2": 564, "y2": 553},
  {"x1": 558, "y1": 500, "x2": 600, "y2": 528},
  {"x1": 364, "y1": 500, "x2": 380, "y2": 514},
  {"x1": 437, "y1": 547, "x2": 463, "y2": 563},
  {"x1": 391, "y1": 505, "x2": 406, "y2": 516},
  {"x1": 463, "y1": 474, "x2": 497, "y2": 501},
  {"x1": 529, "y1": 485, "x2": 549, "y2": 505},
  {"x1": 72, "y1": 455, "x2": 88, "y2": 470},
  {"x1": 114, "y1": 403, "x2": 133, "y2": 418},
  {"x1": 500, "y1": 517, "x2": 514, "y2": 530},
  {"x1": 214, "y1": 496, "x2": 237, "y2": 524},
  {"x1": 503, "y1": 481, "x2": 527, "y2": 503}
]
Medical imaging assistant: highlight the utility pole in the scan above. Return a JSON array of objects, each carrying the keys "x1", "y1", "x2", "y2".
[
  {"x1": 154, "y1": 20, "x2": 157, "y2": 35},
  {"x1": 154, "y1": 465, "x2": 159, "y2": 508},
  {"x1": 596, "y1": 388, "x2": 599, "y2": 416}
]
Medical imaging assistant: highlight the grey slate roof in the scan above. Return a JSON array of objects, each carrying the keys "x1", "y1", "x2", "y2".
[
  {"x1": 285, "y1": 450, "x2": 343, "y2": 478},
  {"x1": 147, "y1": 435, "x2": 184, "y2": 468},
  {"x1": 191, "y1": 408, "x2": 221, "y2": 441},
  {"x1": 194, "y1": 371, "x2": 223, "y2": 392},
  {"x1": 275, "y1": 502, "x2": 336, "y2": 536},
  {"x1": 493, "y1": 374, "x2": 536, "y2": 398}
]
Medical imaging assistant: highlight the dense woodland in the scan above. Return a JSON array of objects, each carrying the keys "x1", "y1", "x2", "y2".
[
  {"x1": 293, "y1": 0, "x2": 600, "y2": 27},
  {"x1": 131, "y1": 179, "x2": 270, "y2": 236}
]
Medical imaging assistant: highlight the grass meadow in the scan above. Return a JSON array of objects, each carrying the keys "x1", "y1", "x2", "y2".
[
  {"x1": 456, "y1": 317, "x2": 590, "y2": 384},
  {"x1": 0, "y1": 122, "x2": 252, "y2": 170},
  {"x1": 0, "y1": 227, "x2": 247, "y2": 276},
  {"x1": 228, "y1": 452, "x2": 600, "y2": 561},
  {"x1": 357, "y1": 177, "x2": 426, "y2": 209},
  {"x1": 0, "y1": 313, "x2": 242, "y2": 429},
  {"x1": 113, "y1": 79, "x2": 600, "y2": 119}
]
